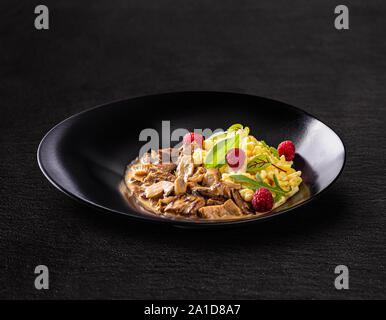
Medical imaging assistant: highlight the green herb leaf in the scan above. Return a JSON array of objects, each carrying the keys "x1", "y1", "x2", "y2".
[
  {"x1": 228, "y1": 174, "x2": 260, "y2": 186},
  {"x1": 272, "y1": 174, "x2": 286, "y2": 193},
  {"x1": 228, "y1": 124, "x2": 243, "y2": 131},
  {"x1": 227, "y1": 124, "x2": 250, "y2": 135},
  {"x1": 230, "y1": 173, "x2": 292, "y2": 203},
  {"x1": 205, "y1": 134, "x2": 240, "y2": 168},
  {"x1": 247, "y1": 155, "x2": 271, "y2": 172},
  {"x1": 260, "y1": 140, "x2": 268, "y2": 149},
  {"x1": 256, "y1": 173, "x2": 292, "y2": 202},
  {"x1": 260, "y1": 141, "x2": 280, "y2": 160},
  {"x1": 269, "y1": 147, "x2": 280, "y2": 159}
]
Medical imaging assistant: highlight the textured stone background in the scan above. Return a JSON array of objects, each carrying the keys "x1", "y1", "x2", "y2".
[{"x1": 0, "y1": 0, "x2": 385, "y2": 299}]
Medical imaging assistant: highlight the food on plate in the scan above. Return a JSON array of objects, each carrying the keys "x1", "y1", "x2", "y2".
[
  {"x1": 122, "y1": 124, "x2": 302, "y2": 220},
  {"x1": 277, "y1": 140, "x2": 296, "y2": 161}
]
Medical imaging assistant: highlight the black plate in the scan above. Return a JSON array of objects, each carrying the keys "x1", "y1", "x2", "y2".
[{"x1": 37, "y1": 92, "x2": 345, "y2": 227}]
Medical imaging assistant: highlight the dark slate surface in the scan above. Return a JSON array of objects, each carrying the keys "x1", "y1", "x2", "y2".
[{"x1": 0, "y1": 0, "x2": 385, "y2": 299}]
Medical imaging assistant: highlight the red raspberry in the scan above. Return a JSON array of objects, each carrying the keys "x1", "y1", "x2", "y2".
[
  {"x1": 252, "y1": 187, "x2": 274, "y2": 212},
  {"x1": 183, "y1": 132, "x2": 204, "y2": 147},
  {"x1": 277, "y1": 140, "x2": 295, "y2": 161}
]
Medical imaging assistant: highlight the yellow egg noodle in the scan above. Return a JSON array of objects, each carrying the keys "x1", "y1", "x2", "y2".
[
  {"x1": 124, "y1": 123, "x2": 302, "y2": 220},
  {"x1": 193, "y1": 125, "x2": 302, "y2": 209}
]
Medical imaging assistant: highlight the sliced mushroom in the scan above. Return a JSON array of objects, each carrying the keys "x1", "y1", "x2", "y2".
[
  {"x1": 192, "y1": 181, "x2": 231, "y2": 199},
  {"x1": 144, "y1": 170, "x2": 176, "y2": 183},
  {"x1": 223, "y1": 180, "x2": 242, "y2": 189},
  {"x1": 156, "y1": 196, "x2": 177, "y2": 211},
  {"x1": 174, "y1": 176, "x2": 187, "y2": 195},
  {"x1": 181, "y1": 142, "x2": 201, "y2": 156},
  {"x1": 198, "y1": 199, "x2": 242, "y2": 218},
  {"x1": 144, "y1": 181, "x2": 174, "y2": 198},
  {"x1": 157, "y1": 162, "x2": 177, "y2": 173},
  {"x1": 198, "y1": 204, "x2": 228, "y2": 218},
  {"x1": 231, "y1": 189, "x2": 254, "y2": 215},
  {"x1": 164, "y1": 194, "x2": 206, "y2": 216},
  {"x1": 176, "y1": 155, "x2": 194, "y2": 181},
  {"x1": 206, "y1": 198, "x2": 225, "y2": 206},
  {"x1": 188, "y1": 167, "x2": 207, "y2": 183},
  {"x1": 202, "y1": 168, "x2": 221, "y2": 186},
  {"x1": 158, "y1": 148, "x2": 180, "y2": 163},
  {"x1": 222, "y1": 199, "x2": 242, "y2": 216},
  {"x1": 140, "y1": 150, "x2": 159, "y2": 164},
  {"x1": 131, "y1": 164, "x2": 152, "y2": 176}
]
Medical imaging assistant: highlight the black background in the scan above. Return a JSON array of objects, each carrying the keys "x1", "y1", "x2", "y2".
[{"x1": 1, "y1": 0, "x2": 385, "y2": 299}]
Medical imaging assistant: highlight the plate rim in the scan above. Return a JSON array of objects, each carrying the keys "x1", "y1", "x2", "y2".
[{"x1": 37, "y1": 90, "x2": 347, "y2": 227}]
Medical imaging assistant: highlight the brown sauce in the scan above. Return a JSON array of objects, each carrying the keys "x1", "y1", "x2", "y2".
[{"x1": 119, "y1": 158, "x2": 311, "y2": 221}]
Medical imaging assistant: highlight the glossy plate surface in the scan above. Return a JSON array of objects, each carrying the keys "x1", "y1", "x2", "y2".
[{"x1": 38, "y1": 92, "x2": 345, "y2": 227}]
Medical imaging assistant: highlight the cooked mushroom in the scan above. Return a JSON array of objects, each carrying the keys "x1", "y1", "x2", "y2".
[
  {"x1": 223, "y1": 180, "x2": 242, "y2": 189},
  {"x1": 144, "y1": 181, "x2": 174, "y2": 198},
  {"x1": 222, "y1": 199, "x2": 242, "y2": 216},
  {"x1": 174, "y1": 176, "x2": 187, "y2": 195},
  {"x1": 164, "y1": 194, "x2": 206, "y2": 215},
  {"x1": 144, "y1": 170, "x2": 176, "y2": 183},
  {"x1": 198, "y1": 199, "x2": 242, "y2": 218},
  {"x1": 176, "y1": 155, "x2": 194, "y2": 181},
  {"x1": 156, "y1": 196, "x2": 177, "y2": 211},
  {"x1": 191, "y1": 181, "x2": 231, "y2": 199},
  {"x1": 188, "y1": 167, "x2": 207, "y2": 183},
  {"x1": 231, "y1": 189, "x2": 254, "y2": 215},
  {"x1": 202, "y1": 168, "x2": 221, "y2": 186},
  {"x1": 206, "y1": 198, "x2": 225, "y2": 206},
  {"x1": 123, "y1": 125, "x2": 303, "y2": 220},
  {"x1": 158, "y1": 147, "x2": 180, "y2": 163}
]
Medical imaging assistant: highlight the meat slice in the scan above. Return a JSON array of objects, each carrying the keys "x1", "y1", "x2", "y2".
[
  {"x1": 197, "y1": 204, "x2": 228, "y2": 218},
  {"x1": 140, "y1": 150, "x2": 159, "y2": 164},
  {"x1": 128, "y1": 183, "x2": 147, "y2": 198},
  {"x1": 176, "y1": 155, "x2": 194, "y2": 181},
  {"x1": 188, "y1": 167, "x2": 206, "y2": 183},
  {"x1": 186, "y1": 181, "x2": 200, "y2": 192},
  {"x1": 174, "y1": 176, "x2": 187, "y2": 195},
  {"x1": 143, "y1": 170, "x2": 176, "y2": 183},
  {"x1": 223, "y1": 180, "x2": 242, "y2": 189},
  {"x1": 213, "y1": 182, "x2": 232, "y2": 198},
  {"x1": 223, "y1": 199, "x2": 242, "y2": 216},
  {"x1": 158, "y1": 148, "x2": 180, "y2": 163},
  {"x1": 157, "y1": 162, "x2": 177, "y2": 173},
  {"x1": 181, "y1": 142, "x2": 200, "y2": 156},
  {"x1": 207, "y1": 198, "x2": 225, "y2": 206},
  {"x1": 231, "y1": 189, "x2": 254, "y2": 215},
  {"x1": 192, "y1": 181, "x2": 231, "y2": 199},
  {"x1": 144, "y1": 181, "x2": 174, "y2": 198},
  {"x1": 164, "y1": 195, "x2": 206, "y2": 216},
  {"x1": 156, "y1": 196, "x2": 177, "y2": 211},
  {"x1": 198, "y1": 199, "x2": 242, "y2": 218},
  {"x1": 202, "y1": 168, "x2": 221, "y2": 186}
]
